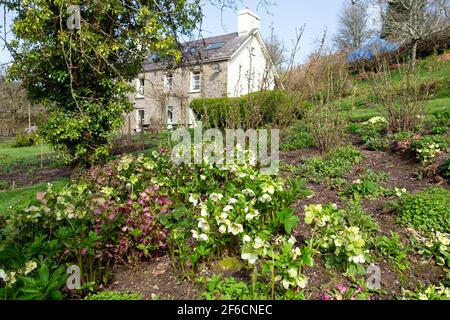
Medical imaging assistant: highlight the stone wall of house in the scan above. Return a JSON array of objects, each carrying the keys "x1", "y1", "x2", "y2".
[{"x1": 126, "y1": 60, "x2": 228, "y2": 131}]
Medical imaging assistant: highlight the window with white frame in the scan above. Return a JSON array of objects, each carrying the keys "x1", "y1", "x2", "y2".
[
  {"x1": 164, "y1": 73, "x2": 173, "y2": 91},
  {"x1": 190, "y1": 71, "x2": 201, "y2": 92},
  {"x1": 138, "y1": 78, "x2": 145, "y2": 96},
  {"x1": 137, "y1": 109, "x2": 145, "y2": 126},
  {"x1": 167, "y1": 106, "x2": 174, "y2": 125}
]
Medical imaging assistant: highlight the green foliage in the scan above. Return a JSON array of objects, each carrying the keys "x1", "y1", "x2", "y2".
[
  {"x1": 298, "y1": 144, "x2": 363, "y2": 188},
  {"x1": 6, "y1": 0, "x2": 202, "y2": 165},
  {"x1": 414, "y1": 231, "x2": 450, "y2": 269},
  {"x1": 13, "y1": 133, "x2": 40, "y2": 148},
  {"x1": 411, "y1": 135, "x2": 448, "y2": 164},
  {"x1": 84, "y1": 291, "x2": 143, "y2": 300},
  {"x1": 191, "y1": 91, "x2": 295, "y2": 129},
  {"x1": 428, "y1": 109, "x2": 450, "y2": 133},
  {"x1": 200, "y1": 276, "x2": 252, "y2": 300},
  {"x1": 389, "y1": 187, "x2": 450, "y2": 233},
  {"x1": 402, "y1": 283, "x2": 450, "y2": 300},
  {"x1": 0, "y1": 261, "x2": 67, "y2": 300},
  {"x1": 375, "y1": 232, "x2": 410, "y2": 271},
  {"x1": 345, "y1": 201, "x2": 380, "y2": 236},
  {"x1": 340, "y1": 169, "x2": 388, "y2": 200},
  {"x1": 304, "y1": 204, "x2": 369, "y2": 275},
  {"x1": 280, "y1": 121, "x2": 315, "y2": 151}
]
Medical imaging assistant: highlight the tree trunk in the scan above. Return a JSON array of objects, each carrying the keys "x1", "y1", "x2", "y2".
[{"x1": 411, "y1": 40, "x2": 418, "y2": 70}]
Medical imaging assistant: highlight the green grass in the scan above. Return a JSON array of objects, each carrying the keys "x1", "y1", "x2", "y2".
[
  {"x1": 350, "y1": 97, "x2": 450, "y2": 123},
  {"x1": 0, "y1": 179, "x2": 68, "y2": 215},
  {"x1": 0, "y1": 138, "x2": 59, "y2": 173},
  {"x1": 345, "y1": 53, "x2": 450, "y2": 122}
]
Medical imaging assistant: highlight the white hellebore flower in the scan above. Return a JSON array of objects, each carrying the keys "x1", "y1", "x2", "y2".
[
  {"x1": 245, "y1": 209, "x2": 260, "y2": 221},
  {"x1": 191, "y1": 229, "x2": 199, "y2": 239},
  {"x1": 223, "y1": 205, "x2": 234, "y2": 213},
  {"x1": 199, "y1": 234, "x2": 209, "y2": 242},
  {"x1": 219, "y1": 225, "x2": 227, "y2": 234},
  {"x1": 189, "y1": 194, "x2": 199, "y2": 206},
  {"x1": 258, "y1": 194, "x2": 272, "y2": 203},
  {"x1": 253, "y1": 237, "x2": 265, "y2": 249},
  {"x1": 228, "y1": 223, "x2": 244, "y2": 236},
  {"x1": 209, "y1": 193, "x2": 224, "y2": 202},
  {"x1": 241, "y1": 252, "x2": 258, "y2": 265},
  {"x1": 219, "y1": 212, "x2": 229, "y2": 220},
  {"x1": 23, "y1": 261, "x2": 38, "y2": 275},
  {"x1": 228, "y1": 198, "x2": 238, "y2": 205},
  {"x1": 350, "y1": 254, "x2": 365, "y2": 264},
  {"x1": 243, "y1": 235, "x2": 251, "y2": 243},
  {"x1": 200, "y1": 205, "x2": 208, "y2": 217},
  {"x1": 197, "y1": 218, "x2": 210, "y2": 232},
  {"x1": 0, "y1": 269, "x2": 8, "y2": 282},
  {"x1": 288, "y1": 236, "x2": 297, "y2": 245},
  {"x1": 262, "y1": 184, "x2": 275, "y2": 195},
  {"x1": 242, "y1": 189, "x2": 256, "y2": 198}
]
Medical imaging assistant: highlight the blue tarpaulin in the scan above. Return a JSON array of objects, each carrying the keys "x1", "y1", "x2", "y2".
[{"x1": 348, "y1": 39, "x2": 400, "y2": 63}]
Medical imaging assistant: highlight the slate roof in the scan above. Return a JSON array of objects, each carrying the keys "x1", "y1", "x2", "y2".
[{"x1": 143, "y1": 31, "x2": 254, "y2": 72}]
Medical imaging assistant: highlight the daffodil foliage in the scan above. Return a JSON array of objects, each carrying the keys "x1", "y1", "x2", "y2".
[{"x1": 4, "y1": 0, "x2": 201, "y2": 164}]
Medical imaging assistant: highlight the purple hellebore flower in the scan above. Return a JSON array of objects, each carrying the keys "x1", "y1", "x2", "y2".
[
  {"x1": 336, "y1": 284, "x2": 348, "y2": 294},
  {"x1": 321, "y1": 293, "x2": 332, "y2": 301}
]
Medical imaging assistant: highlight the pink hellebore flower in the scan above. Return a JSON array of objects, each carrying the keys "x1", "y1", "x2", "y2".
[
  {"x1": 321, "y1": 293, "x2": 332, "y2": 301},
  {"x1": 335, "y1": 284, "x2": 348, "y2": 294}
]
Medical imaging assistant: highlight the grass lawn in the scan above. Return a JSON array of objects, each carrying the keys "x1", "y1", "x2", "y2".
[
  {"x1": 350, "y1": 97, "x2": 450, "y2": 122},
  {"x1": 0, "y1": 178, "x2": 68, "y2": 215},
  {"x1": 0, "y1": 137, "x2": 58, "y2": 173}
]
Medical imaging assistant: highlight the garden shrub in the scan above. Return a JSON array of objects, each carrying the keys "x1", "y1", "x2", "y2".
[
  {"x1": 191, "y1": 90, "x2": 296, "y2": 129},
  {"x1": 13, "y1": 132, "x2": 40, "y2": 148},
  {"x1": 412, "y1": 230, "x2": 450, "y2": 269},
  {"x1": 389, "y1": 187, "x2": 450, "y2": 233},
  {"x1": 411, "y1": 135, "x2": 448, "y2": 164},
  {"x1": 304, "y1": 203, "x2": 369, "y2": 275},
  {"x1": 304, "y1": 103, "x2": 348, "y2": 153}
]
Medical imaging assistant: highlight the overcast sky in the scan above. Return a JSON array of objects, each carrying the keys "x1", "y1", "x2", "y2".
[{"x1": 1, "y1": 0, "x2": 361, "y2": 68}]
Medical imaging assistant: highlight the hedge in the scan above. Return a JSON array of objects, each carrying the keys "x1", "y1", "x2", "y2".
[{"x1": 190, "y1": 90, "x2": 297, "y2": 129}]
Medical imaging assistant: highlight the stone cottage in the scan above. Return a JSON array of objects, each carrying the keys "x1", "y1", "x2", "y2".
[{"x1": 127, "y1": 9, "x2": 279, "y2": 131}]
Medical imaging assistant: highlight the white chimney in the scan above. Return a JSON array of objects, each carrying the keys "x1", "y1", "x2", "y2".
[{"x1": 238, "y1": 9, "x2": 260, "y2": 36}]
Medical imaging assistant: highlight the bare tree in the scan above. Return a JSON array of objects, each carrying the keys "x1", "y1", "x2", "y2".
[
  {"x1": 334, "y1": 0, "x2": 372, "y2": 51},
  {"x1": 264, "y1": 24, "x2": 287, "y2": 72},
  {"x1": 381, "y1": 0, "x2": 450, "y2": 69}
]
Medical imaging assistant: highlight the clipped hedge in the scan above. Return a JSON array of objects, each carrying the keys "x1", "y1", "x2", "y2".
[{"x1": 190, "y1": 90, "x2": 297, "y2": 129}]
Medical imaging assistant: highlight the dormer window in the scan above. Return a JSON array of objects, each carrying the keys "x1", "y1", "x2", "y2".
[{"x1": 190, "y1": 71, "x2": 201, "y2": 92}]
